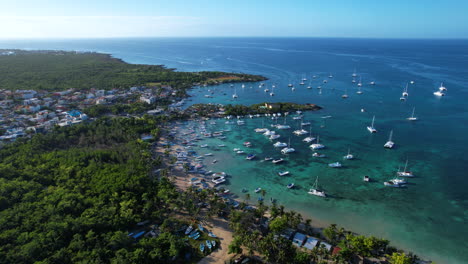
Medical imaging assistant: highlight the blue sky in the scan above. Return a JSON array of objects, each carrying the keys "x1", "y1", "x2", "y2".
[{"x1": 1, "y1": 0, "x2": 467, "y2": 38}]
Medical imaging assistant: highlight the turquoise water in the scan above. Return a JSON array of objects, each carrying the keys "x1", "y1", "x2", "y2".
[{"x1": 1, "y1": 38, "x2": 467, "y2": 263}]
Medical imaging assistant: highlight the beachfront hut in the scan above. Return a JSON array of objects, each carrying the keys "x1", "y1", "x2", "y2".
[
  {"x1": 303, "y1": 237, "x2": 319, "y2": 250},
  {"x1": 292, "y1": 232, "x2": 307, "y2": 247},
  {"x1": 319, "y1": 241, "x2": 332, "y2": 252},
  {"x1": 280, "y1": 228, "x2": 295, "y2": 240}
]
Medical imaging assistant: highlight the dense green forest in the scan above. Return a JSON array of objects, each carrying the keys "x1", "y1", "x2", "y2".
[
  {"x1": 0, "y1": 50, "x2": 265, "y2": 91},
  {"x1": 0, "y1": 116, "x2": 193, "y2": 263}
]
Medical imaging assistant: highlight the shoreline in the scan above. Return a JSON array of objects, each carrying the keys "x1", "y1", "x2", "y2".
[{"x1": 157, "y1": 120, "x2": 435, "y2": 264}]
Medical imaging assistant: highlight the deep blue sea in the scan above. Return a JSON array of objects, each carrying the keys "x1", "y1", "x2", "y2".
[{"x1": 1, "y1": 38, "x2": 468, "y2": 264}]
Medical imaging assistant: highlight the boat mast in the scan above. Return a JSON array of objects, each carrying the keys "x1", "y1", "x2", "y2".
[
  {"x1": 388, "y1": 130, "x2": 393, "y2": 141},
  {"x1": 403, "y1": 159, "x2": 408, "y2": 172},
  {"x1": 411, "y1": 107, "x2": 415, "y2": 118},
  {"x1": 371, "y1": 116, "x2": 375, "y2": 127}
]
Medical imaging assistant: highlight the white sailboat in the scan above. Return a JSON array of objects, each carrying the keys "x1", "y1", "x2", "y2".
[
  {"x1": 433, "y1": 90, "x2": 445, "y2": 96},
  {"x1": 303, "y1": 126, "x2": 316, "y2": 143},
  {"x1": 352, "y1": 68, "x2": 357, "y2": 78},
  {"x1": 384, "y1": 130, "x2": 395, "y2": 149},
  {"x1": 357, "y1": 76, "x2": 362, "y2": 87},
  {"x1": 367, "y1": 115, "x2": 377, "y2": 133},
  {"x1": 439, "y1": 82, "x2": 447, "y2": 91},
  {"x1": 281, "y1": 137, "x2": 295, "y2": 154},
  {"x1": 308, "y1": 176, "x2": 326, "y2": 197},
  {"x1": 397, "y1": 159, "x2": 414, "y2": 177},
  {"x1": 356, "y1": 85, "x2": 363, "y2": 94},
  {"x1": 342, "y1": 87, "x2": 349, "y2": 98},
  {"x1": 407, "y1": 107, "x2": 418, "y2": 121},
  {"x1": 270, "y1": 85, "x2": 275, "y2": 96},
  {"x1": 343, "y1": 148, "x2": 354, "y2": 160},
  {"x1": 402, "y1": 83, "x2": 409, "y2": 97},
  {"x1": 310, "y1": 135, "x2": 325, "y2": 149},
  {"x1": 232, "y1": 87, "x2": 238, "y2": 99}
]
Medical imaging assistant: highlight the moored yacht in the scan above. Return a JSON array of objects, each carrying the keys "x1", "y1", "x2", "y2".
[
  {"x1": 433, "y1": 90, "x2": 445, "y2": 96},
  {"x1": 278, "y1": 171, "x2": 290, "y2": 176},
  {"x1": 308, "y1": 176, "x2": 326, "y2": 197},
  {"x1": 384, "y1": 130, "x2": 395, "y2": 149},
  {"x1": 397, "y1": 159, "x2": 414, "y2": 177},
  {"x1": 343, "y1": 148, "x2": 354, "y2": 160},
  {"x1": 363, "y1": 175, "x2": 370, "y2": 182},
  {"x1": 439, "y1": 82, "x2": 447, "y2": 91},
  {"x1": 287, "y1": 183, "x2": 295, "y2": 189},
  {"x1": 273, "y1": 141, "x2": 288, "y2": 148},
  {"x1": 272, "y1": 158, "x2": 284, "y2": 164},
  {"x1": 367, "y1": 115, "x2": 377, "y2": 133},
  {"x1": 310, "y1": 135, "x2": 325, "y2": 149},
  {"x1": 246, "y1": 154, "x2": 256, "y2": 160},
  {"x1": 281, "y1": 138, "x2": 295, "y2": 154},
  {"x1": 407, "y1": 107, "x2": 418, "y2": 121}
]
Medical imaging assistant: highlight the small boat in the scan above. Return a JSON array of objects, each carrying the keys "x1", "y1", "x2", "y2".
[
  {"x1": 278, "y1": 171, "x2": 290, "y2": 176},
  {"x1": 410, "y1": 80, "x2": 415, "y2": 84},
  {"x1": 433, "y1": 91, "x2": 445, "y2": 96},
  {"x1": 370, "y1": 81, "x2": 375, "y2": 85},
  {"x1": 270, "y1": 134, "x2": 281, "y2": 140},
  {"x1": 255, "y1": 187, "x2": 262, "y2": 193},
  {"x1": 264, "y1": 157, "x2": 273, "y2": 161},
  {"x1": 237, "y1": 120, "x2": 245, "y2": 125},
  {"x1": 274, "y1": 142, "x2": 287, "y2": 148},
  {"x1": 272, "y1": 158, "x2": 284, "y2": 164},
  {"x1": 312, "y1": 152, "x2": 326, "y2": 158},
  {"x1": 205, "y1": 153, "x2": 213, "y2": 156},
  {"x1": 328, "y1": 162, "x2": 342, "y2": 168},
  {"x1": 212, "y1": 159, "x2": 218, "y2": 164},
  {"x1": 211, "y1": 240, "x2": 216, "y2": 248},
  {"x1": 236, "y1": 150, "x2": 245, "y2": 154},
  {"x1": 323, "y1": 80, "x2": 328, "y2": 83},
  {"x1": 384, "y1": 130, "x2": 395, "y2": 149},
  {"x1": 407, "y1": 107, "x2": 418, "y2": 121},
  {"x1": 233, "y1": 148, "x2": 241, "y2": 152},
  {"x1": 206, "y1": 240, "x2": 212, "y2": 250},
  {"x1": 255, "y1": 128, "x2": 268, "y2": 133},
  {"x1": 293, "y1": 129, "x2": 308, "y2": 136},
  {"x1": 329, "y1": 73, "x2": 333, "y2": 78},
  {"x1": 218, "y1": 144, "x2": 226, "y2": 147},
  {"x1": 246, "y1": 154, "x2": 256, "y2": 160},
  {"x1": 361, "y1": 108, "x2": 366, "y2": 112},
  {"x1": 308, "y1": 176, "x2": 326, "y2": 197},
  {"x1": 363, "y1": 176, "x2": 370, "y2": 182},
  {"x1": 243, "y1": 141, "x2": 252, "y2": 147},
  {"x1": 288, "y1": 83, "x2": 293, "y2": 87},
  {"x1": 367, "y1": 115, "x2": 377, "y2": 133},
  {"x1": 439, "y1": 82, "x2": 447, "y2": 91},
  {"x1": 208, "y1": 232, "x2": 217, "y2": 238},
  {"x1": 277, "y1": 125, "x2": 291, "y2": 130},
  {"x1": 397, "y1": 159, "x2": 414, "y2": 177},
  {"x1": 232, "y1": 88, "x2": 238, "y2": 99},
  {"x1": 185, "y1": 225, "x2": 193, "y2": 235},
  {"x1": 200, "y1": 243, "x2": 205, "y2": 252},
  {"x1": 357, "y1": 76, "x2": 362, "y2": 87},
  {"x1": 200, "y1": 144, "x2": 208, "y2": 148},
  {"x1": 301, "y1": 122, "x2": 311, "y2": 126},
  {"x1": 352, "y1": 68, "x2": 357, "y2": 77},
  {"x1": 343, "y1": 148, "x2": 354, "y2": 160},
  {"x1": 287, "y1": 183, "x2": 295, "y2": 189}
]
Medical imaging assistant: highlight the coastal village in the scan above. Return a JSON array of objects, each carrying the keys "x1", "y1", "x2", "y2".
[{"x1": 0, "y1": 85, "x2": 186, "y2": 144}]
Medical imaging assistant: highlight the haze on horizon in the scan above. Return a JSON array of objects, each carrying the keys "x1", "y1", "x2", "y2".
[{"x1": 2, "y1": 0, "x2": 468, "y2": 39}]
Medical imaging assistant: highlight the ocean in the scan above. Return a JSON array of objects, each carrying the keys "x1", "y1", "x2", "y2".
[{"x1": 1, "y1": 37, "x2": 467, "y2": 264}]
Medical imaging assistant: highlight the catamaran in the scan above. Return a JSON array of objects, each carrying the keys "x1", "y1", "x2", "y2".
[
  {"x1": 303, "y1": 126, "x2": 316, "y2": 143},
  {"x1": 308, "y1": 176, "x2": 326, "y2": 197},
  {"x1": 281, "y1": 138, "x2": 295, "y2": 154},
  {"x1": 407, "y1": 107, "x2": 418, "y2": 121},
  {"x1": 269, "y1": 134, "x2": 281, "y2": 140},
  {"x1": 343, "y1": 148, "x2": 354, "y2": 160},
  {"x1": 293, "y1": 123, "x2": 308, "y2": 136},
  {"x1": 384, "y1": 180, "x2": 402, "y2": 188},
  {"x1": 310, "y1": 135, "x2": 325, "y2": 149},
  {"x1": 367, "y1": 115, "x2": 377, "y2": 133},
  {"x1": 384, "y1": 130, "x2": 395, "y2": 149},
  {"x1": 397, "y1": 159, "x2": 414, "y2": 177}
]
